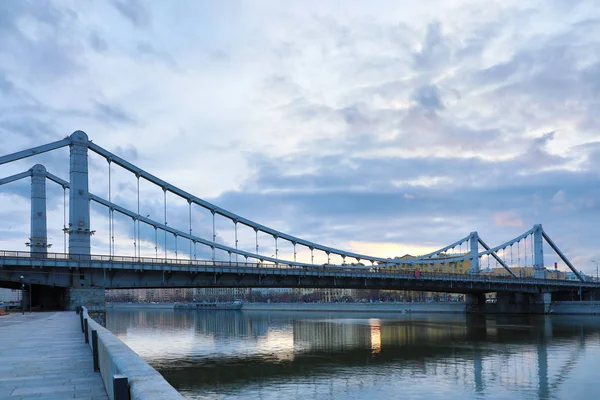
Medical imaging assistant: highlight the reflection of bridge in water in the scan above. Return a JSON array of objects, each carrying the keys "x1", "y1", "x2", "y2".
[{"x1": 107, "y1": 310, "x2": 597, "y2": 398}]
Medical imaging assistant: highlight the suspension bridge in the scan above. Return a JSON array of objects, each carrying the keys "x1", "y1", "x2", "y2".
[{"x1": 1, "y1": 131, "x2": 599, "y2": 317}]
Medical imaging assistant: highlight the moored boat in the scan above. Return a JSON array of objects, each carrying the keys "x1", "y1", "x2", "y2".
[{"x1": 175, "y1": 300, "x2": 243, "y2": 310}]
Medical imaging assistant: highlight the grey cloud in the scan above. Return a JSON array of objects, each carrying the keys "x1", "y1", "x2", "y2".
[
  {"x1": 410, "y1": 84, "x2": 444, "y2": 111},
  {"x1": 95, "y1": 102, "x2": 136, "y2": 125},
  {"x1": 111, "y1": 0, "x2": 151, "y2": 28},
  {"x1": 88, "y1": 32, "x2": 108, "y2": 53},
  {"x1": 135, "y1": 42, "x2": 177, "y2": 68},
  {"x1": 0, "y1": 2, "x2": 82, "y2": 81},
  {"x1": 0, "y1": 73, "x2": 15, "y2": 94},
  {"x1": 413, "y1": 21, "x2": 451, "y2": 70},
  {"x1": 113, "y1": 144, "x2": 139, "y2": 161}
]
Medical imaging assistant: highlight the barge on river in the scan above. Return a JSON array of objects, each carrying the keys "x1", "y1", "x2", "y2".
[{"x1": 175, "y1": 300, "x2": 243, "y2": 310}]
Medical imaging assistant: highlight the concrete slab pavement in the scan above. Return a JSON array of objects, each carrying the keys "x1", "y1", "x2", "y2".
[{"x1": 0, "y1": 312, "x2": 108, "y2": 399}]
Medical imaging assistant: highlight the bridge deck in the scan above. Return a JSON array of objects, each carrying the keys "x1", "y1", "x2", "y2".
[{"x1": 0, "y1": 312, "x2": 107, "y2": 400}]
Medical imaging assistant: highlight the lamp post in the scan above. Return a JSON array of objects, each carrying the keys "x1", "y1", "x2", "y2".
[
  {"x1": 592, "y1": 260, "x2": 599, "y2": 282},
  {"x1": 19, "y1": 275, "x2": 24, "y2": 315}
]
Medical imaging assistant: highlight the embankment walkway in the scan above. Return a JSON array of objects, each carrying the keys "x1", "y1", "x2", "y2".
[{"x1": 0, "y1": 312, "x2": 108, "y2": 399}]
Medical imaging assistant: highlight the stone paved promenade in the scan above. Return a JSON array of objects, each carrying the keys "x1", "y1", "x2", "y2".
[{"x1": 0, "y1": 312, "x2": 108, "y2": 399}]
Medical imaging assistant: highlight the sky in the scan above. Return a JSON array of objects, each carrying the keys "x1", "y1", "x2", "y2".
[{"x1": 1, "y1": 0, "x2": 600, "y2": 273}]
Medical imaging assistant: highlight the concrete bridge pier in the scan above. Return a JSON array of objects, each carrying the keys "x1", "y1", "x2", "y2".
[
  {"x1": 467, "y1": 292, "x2": 552, "y2": 314},
  {"x1": 19, "y1": 285, "x2": 106, "y2": 324},
  {"x1": 67, "y1": 287, "x2": 106, "y2": 325}
]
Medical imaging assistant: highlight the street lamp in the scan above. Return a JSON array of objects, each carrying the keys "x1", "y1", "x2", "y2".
[
  {"x1": 592, "y1": 260, "x2": 599, "y2": 282},
  {"x1": 19, "y1": 275, "x2": 24, "y2": 315}
]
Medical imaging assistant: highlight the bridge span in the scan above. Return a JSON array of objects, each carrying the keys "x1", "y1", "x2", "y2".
[{"x1": 2, "y1": 250, "x2": 600, "y2": 317}]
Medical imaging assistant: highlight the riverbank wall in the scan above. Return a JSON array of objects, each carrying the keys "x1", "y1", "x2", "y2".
[
  {"x1": 551, "y1": 301, "x2": 600, "y2": 315},
  {"x1": 108, "y1": 302, "x2": 466, "y2": 313},
  {"x1": 108, "y1": 301, "x2": 600, "y2": 315},
  {"x1": 82, "y1": 306, "x2": 183, "y2": 399},
  {"x1": 242, "y1": 302, "x2": 466, "y2": 313}
]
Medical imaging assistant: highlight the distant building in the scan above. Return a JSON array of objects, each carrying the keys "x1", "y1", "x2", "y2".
[
  {"x1": 0, "y1": 288, "x2": 21, "y2": 303},
  {"x1": 379, "y1": 253, "x2": 472, "y2": 274},
  {"x1": 291, "y1": 288, "x2": 357, "y2": 302},
  {"x1": 484, "y1": 266, "x2": 566, "y2": 280}
]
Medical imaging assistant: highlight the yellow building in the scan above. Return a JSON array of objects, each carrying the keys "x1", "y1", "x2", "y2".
[
  {"x1": 486, "y1": 266, "x2": 566, "y2": 280},
  {"x1": 379, "y1": 253, "x2": 472, "y2": 274}
]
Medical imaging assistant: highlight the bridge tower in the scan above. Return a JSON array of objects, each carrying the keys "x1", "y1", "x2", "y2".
[
  {"x1": 68, "y1": 131, "x2": 91, "y2": 256},
  {"x1": 469, "y1": 231, "x2": 479, "y2": 274},
  {"x1": 29, "y1": 164, "x2": 48, "y2": 258},
  {"x1": 66, "y1": 131, "x2": 104, "y2": 322},
  {"x1": 533, "y1": 224, "x2": 545, "y2": 279}
]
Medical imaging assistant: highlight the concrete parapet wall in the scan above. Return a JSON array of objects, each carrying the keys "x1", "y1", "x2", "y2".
[
  {"x1": 551, "y1": 301, "x2": 600, "y2": 315},
  {"x1": 81, "y1": 307, "x2": 182, "y2": 400},
  {"x1": 241, "y1": 302, "x2": 466, "y2": 313}
]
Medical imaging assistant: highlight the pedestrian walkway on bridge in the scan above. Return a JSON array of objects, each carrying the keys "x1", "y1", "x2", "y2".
[{"x1": 0, "y1": 312, "x2": 108, "y2": 399}]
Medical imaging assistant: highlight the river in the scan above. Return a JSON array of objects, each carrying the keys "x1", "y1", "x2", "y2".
[{"x1": 106, "y1": 309, "x2": 600, "y2": 399}]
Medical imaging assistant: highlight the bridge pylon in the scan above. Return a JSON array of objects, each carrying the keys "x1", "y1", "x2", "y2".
[
  {"x1": 469, "y1": 231, "x2": 479, "y2": 274},
  {"x1": 533, "y1": 224, "x2": 545, "y2": 279},
  {"x1": 68, "y1": 131, "x2": 91, "y2": 257},
  {"x1": 28, "y1": 164, "x2": 49, "y2": 257}
]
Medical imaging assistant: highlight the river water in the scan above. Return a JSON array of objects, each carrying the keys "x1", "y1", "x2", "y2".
[{"x1": 106, "y1": 309, "x2": 600, "y2": 399}]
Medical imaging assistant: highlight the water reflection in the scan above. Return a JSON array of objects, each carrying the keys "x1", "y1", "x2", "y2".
[{"x1": 107, "y1": 310, "x2": 600, "y2": 400}]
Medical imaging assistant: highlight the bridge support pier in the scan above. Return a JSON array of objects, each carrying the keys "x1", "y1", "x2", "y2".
[
  {"x1": 66, "y1": 287, "x2": 106, "y2": 326},
  {"x1": 467, "y1": 292, "x2": 552, "y2": 314}
]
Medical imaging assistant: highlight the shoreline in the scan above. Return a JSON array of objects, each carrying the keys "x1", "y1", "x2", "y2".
[
  {"x1": 106, "y1": 301, "x2": 600, "y2": 315},
  {"x1": 107, "y1": 301, "x2": 466, "y2": 313}
]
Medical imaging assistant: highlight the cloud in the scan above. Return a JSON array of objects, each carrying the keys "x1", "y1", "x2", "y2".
[
  {"x1": 111, "y1": 0, "x2": 151, "y2": 28},
  {"x1": 410, "y1": 84, "x2": 444, "y2": 112},
  {"x1": 95, "y1": 102, "x2": 136, "y2": 125},
  {"x1": 493, "y1": 211, "x2": 524, "y2": 228}
]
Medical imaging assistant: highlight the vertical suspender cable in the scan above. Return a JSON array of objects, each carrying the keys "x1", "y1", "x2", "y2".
[
  {"x1": 188, "y1": 202, "x2": 192, "y2": 260},
  {"x1": 63, "y1": 187, "x2": 67, "y2": 254},
  {"x1": 136, "y1": 175, "x2": 140, "y2": 259},
  {"x1": 531, "y1": 234, "x2": 534, "y2": 266},
  {"x1": 293, "y1": 243, "x2": 297, "y2": 263},
  {"x1": 524, "y1": 235, "x2": 528, "y2": 267},
  {"x1": 212, "y1": 211, "x2": 216, "y2": 261},
  {"x1": 234, "y1": 222, "x2": 238, "y2": 262},
  {"x1": 154, "y1": 227, "x2": 158, "y2": 258},
  {"x1": 255, "y1": 229, "x2": 258, "y2": 255},
  {"x1": 108, "y1": 160, "x2": 112, "y2": 257},
  {"x1": 132, "y1": 217, "x2": 136, "y2": 256},
  {"x1": 163, "y1": 189, "x2": 167, "y2": 259}
]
